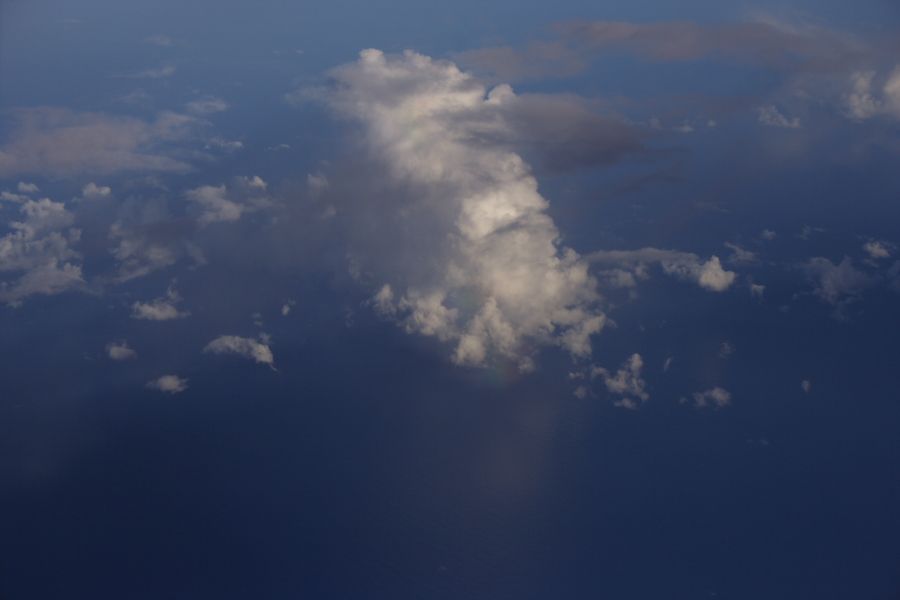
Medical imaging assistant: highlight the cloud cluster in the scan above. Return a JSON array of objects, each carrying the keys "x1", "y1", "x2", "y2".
[
  {"x1": 326, "y1": 50, "x2": 608, "y2": 369},
  {"x1": 688, "y1": 387, "x2": 732, "y2": 409},
  {"x1": 803, "y1": 256, "x2": 873, "y2": 306},
  {"x1": 0, "y1": 197, "x2": 83, "y2": 305},
  {"x1": 588, "y1": 248, "x2": 736, "y2": 292},
  {"x1": 591, "y1": 353, "x2": 649, "y2": 409},
  {"x1": 186, "y1": 176, "x2": 270, "y2": 226}
]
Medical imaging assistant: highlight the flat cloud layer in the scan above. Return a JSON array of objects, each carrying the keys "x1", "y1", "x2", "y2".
[
  {"x1": 327, "y1": 50, "x2": 607, "y2": 369},
  {"x1": 0, "y1": 108, "x2": 196, "y2": 177}
]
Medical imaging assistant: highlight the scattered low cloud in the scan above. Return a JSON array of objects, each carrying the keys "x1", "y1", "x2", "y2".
[
  {"x1": 0, "y1": 108, "x2": 197, "y2": 177},
  {"x1": 146, "y1": 374, "x2": 188, "y2": 394},
  {"x1": 0, "y1": 197, "x2": 83, "y2": 305},
  {"x1": 686, "y1": 387, "x2": 731, "y2": 409},
  {"x1": 863, "y1": 240, "x2": 893, "y2": 260},
  {"x1": 106, "y1": 340, "x2": 137, "y2": 360},
  {"x1": 204, "y1": 334, "x2": 275, "y2": 366},
  {"x1": 186, "y1": 175, "x2": 270, "y2": 225},
  {"x1": 803, "y1": 256, "x2": 874, "y2": 307},
  {"x1": 588, "y1": 248, "x2": 736, "y2": 292},
  {"x1": 131, "y1": 285, "x2": 190, "y2": 320},
  {"x1": 186, "y1": 96, "x2": 229, "y2": 115},
  {"x1": 758, "y1": 105, "x2": 801, "y2": 128},
  {"x1": 81, "y1": 182, "x2": 112, "y2": 199},
  {"x1": 591, "y1": 353, "x2": 649, "y2": 409},
  {"x1": 801, "y1": 379, "x2": 812, "y2": 393},
  {"x1": 129, "y1": 64, "x2": 177, "y2": 79}
]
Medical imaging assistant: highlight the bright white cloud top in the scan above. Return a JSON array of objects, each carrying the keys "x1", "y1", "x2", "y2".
[{"x1": 328, "y1": 49, "x2": 606, "y2": 370}]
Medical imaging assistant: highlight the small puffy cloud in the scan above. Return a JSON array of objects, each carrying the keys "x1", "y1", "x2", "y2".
[
  {"x1": 204, "y1": 335, "x2": 274, "y2": 366},
  {"x1": 688, "y1": 387, "x2": 731, "y2": 409},
  {"x1": 750, "y1": 282, "x2": 766, "y2": 298},
  {"x1": 281, "y1": 300, "x2": 296, "y2": 316},
  {"x1": 801, "y1": 379, "x2": 812, "y2": 393},
  {"x1": 186, "y1": 176, "x2": 270, "y2": 226},
  {"x1": 185, "y1": 96, "x2": 229, "y2": 115},
  {"x1": 863, "y1": 240, "x2": 892, "y2": 260},
  {"x1": 81, "y1": 182, "x2": 111, "y2": 199},
  {"x1": 0, "y1": 108, "x2": 196, "y2": 177},
  {"x1": 803, "y1": 256, "x2": 873, "y2": 306},
  {"x1": 106, "y1": 341, "x2": 137, "y2": 360},
  {"x1": 131, "y1": 286, "x2": 190, "y2": 320},
  {"x1": 761, "y1": 229, "x2": 777, "y2": 241},
  {"x1": 591, "y1": 353, "x2": 649, "y2": 410},
  {"x1": 146, "y1": 374, "x2": 188, "y2": 394},
  {"x1": 757, "y1": 105, "x2": 800, "y2": 128},
  {"x1": 589, "y1": 248, "x2": 736, "y2": 292},
  {"x1": 718, "y1": 341, "x2": 735, "y2": 358},
  {"x1": 17, "y1": 182, "x2": 39, "y2": 193}
]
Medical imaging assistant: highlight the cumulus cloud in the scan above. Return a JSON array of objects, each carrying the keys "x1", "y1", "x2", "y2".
[
  {"x1": 325, "y1": 49, "x2": 608, "y2": 368},
  {"x1": 803, "y1": 256, "x2": 874, "y2": 306},
  {"x1": 687, "y1": 387, "x2": 731, "y2": 409},
  {"x1": 17, "y1": 182, "x2": 39, "y2": 193},
  {"x1": 0, "y1": 108, "x2": 197, "y2": 177},
  {"x1": 186, "y1": 176, "x2": 270, "y2": 226},
  {"x1": 590, "y1": 353, "x2": 649, "y2": 409},
  {"x1": 0, "y1": 197, "x2": 83, "y2": 305},
  {"x1": 724, "y1": 242, "x2": 757, "y2": 264},
  {"x1": 757, "y1": 105, "x2": 800, "y2": 128},
  {"x1": 146, "y1": 374, "x2": 188, "y2": 394},
  {"x1": 81, "y1": 182, "x2": 111, "y2": 199},
  {"x1": 863, "y1": 240, "x2": 892, "y2": 260},
  {"x1": 106, "y1": 340, "x2": 137, "y2": 360},
  {"x1": 801, "y1": 379, "x2": 812, "y2": 393},
  {"x1": 845, "y1": 67, "x2": 900, "y2": 120},
  {"x1": 204, "y1": 335, "x2": 275, "y2": 366},
  {"x1": 588, "y1": 248, "x2": 736, "y2": 292},
  {"x1": 131, "y1": 285, "x2": 190, "y2": 320}
]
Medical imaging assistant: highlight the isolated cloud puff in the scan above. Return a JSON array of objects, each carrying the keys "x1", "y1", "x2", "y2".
[
  {"x1": 204, "y1": 335, "x2": 274, "y2": 366},
  {"x1": 326, "y1": 49, "x2": 607, "y2": 369},
  {"x1": 0, "y1": 108, "x2": 196, "y2": 177},
  {"x1": 131, "y1": 286, "x2": 190, "y2": 320},
  {"x1": 106, "y1": 341, "x2": 137, "y2": 360},
  {"x1": 146, "y1": 374, "x2": 188, "y2": 394}
]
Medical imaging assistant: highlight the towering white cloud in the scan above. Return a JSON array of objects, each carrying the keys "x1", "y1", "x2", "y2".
[{"x1": 327, "y1": 50, "x2": 606, "y2": 369}]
